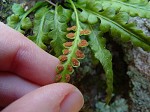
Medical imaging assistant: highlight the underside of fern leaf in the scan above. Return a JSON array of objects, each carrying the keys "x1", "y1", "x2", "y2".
[
  {"x1": 48, "y1": 5, "x2": 72, "y2": 56},
  {"x1": 55, "y1": 0, "x2": 91, "y2": 82}
]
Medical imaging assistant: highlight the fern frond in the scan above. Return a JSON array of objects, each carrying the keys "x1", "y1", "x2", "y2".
[
  {"x1": 75, "y1": 2, "x2": 150, "y2": 51},
  {"x1": 56, "y1": 0, "x2": 90, "y2": 82},
  {"x1": 98, "y1": 0, "x2": 150, "y2": 19},
  {"x1": 48, "y1": 5, "x2": 72, "y2": 56},
  {"x1": 98, "y1": 9, "x2": 150, "y2": 51},
  {"x1": 7, "y1": 2, "x2": 46, "y2": 34},
  {"x1": 28, "y1": 7, "x2": 50, "y2": 49},
  {"x1": 75, "y1": 0, "x2": 150, "y2": 103},
  {"x1": 88, "y1": 25, "x2": 113, "y2": 104}
]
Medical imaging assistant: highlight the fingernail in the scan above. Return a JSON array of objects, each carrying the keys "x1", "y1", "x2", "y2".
[{"x1": 60, "y1": 88, "x2": 84, "y2": 112}]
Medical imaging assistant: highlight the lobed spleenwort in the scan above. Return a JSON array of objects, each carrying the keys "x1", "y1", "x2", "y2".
[
  {"x1": 55, "y1": 0, "x2": 91, "y2": 82},
  {"x1": 6, "y1": 0, "x2": 150, "y2": 105},
  {"x1": 7, "y1": 2, "x2": 47, "y2": 33}
]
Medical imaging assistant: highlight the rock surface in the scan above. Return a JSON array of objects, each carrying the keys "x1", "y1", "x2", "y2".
[{"x1": 125, "y1": 17, "x2": 150, "y2": 112}]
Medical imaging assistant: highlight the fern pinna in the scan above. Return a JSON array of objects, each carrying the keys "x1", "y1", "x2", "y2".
[
  {"x1": 56, "y1": 0, "x2": 91, "y2": 82},
  {"x1": 7, "y1": 0, "x2": 150, "y2": 104},
  {"x1": 56, "y1": 26, "x2": 90, "y2": 82}
]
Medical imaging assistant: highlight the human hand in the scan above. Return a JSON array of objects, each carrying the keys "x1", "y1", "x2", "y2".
[{"x1": 0, "y1": 22, "x2": 84, "y2": 112}]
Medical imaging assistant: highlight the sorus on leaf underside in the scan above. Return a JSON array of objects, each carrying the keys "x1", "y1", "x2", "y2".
[{"x1": 56, "y1": 25, "x2": 91, "y2": 82}]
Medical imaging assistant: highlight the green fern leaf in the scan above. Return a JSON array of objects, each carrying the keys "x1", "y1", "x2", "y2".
[
  {"x1": 12, "y1": 3, "x2": 25, "y2": 15},
  {"x1": 78, "y1": 0, "x2": 101, "y2": 24},
  {"x1": 98, "y1": 0, "x2": 150, "y2": 19},
  {"x1": 28, "y1": 7, "x2": 50, "y2": 50},
  {"x1": 79, "y1": 10, "x2": 99, "y2": 24},
  {"x1": 74, "y1": 0, "x2": 150, "y2": 103},
  {"x1": 88, "y1": 25, "x2": 113, "y2": 104},
  {"x1": 7, "y1": 2, "x2": 46, "y2": 34},
  {"x1": 99, "y1": 9, "x2": 150, "y2": 51},
  {"x1": 77, "y1": 0, "x2": 102, "y2": 12},
  {"x1": 55, "y1": 0, "x2": 90, "y2": 82},
  {"x1": 75, "y1": 1, "x2": 150, "y2": 51},
  {"x1": 48, "y1": 5, "x2": 72, "y2": 56}
]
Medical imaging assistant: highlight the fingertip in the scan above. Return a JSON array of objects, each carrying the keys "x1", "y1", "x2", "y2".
[
  {"x1": 2, "y1": 83, "x2": 84, "y2": 112},
  {"x1": 60, "y1": 88, "x2": 84, "y2": 112}
]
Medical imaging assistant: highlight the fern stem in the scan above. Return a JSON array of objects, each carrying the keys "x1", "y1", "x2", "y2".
[
  {"x1": 45, "y1": 0, "x2": 56, "y2": 7},
  {"x1": 69, "y1": 0, "x2": 80, "y2": 29}
]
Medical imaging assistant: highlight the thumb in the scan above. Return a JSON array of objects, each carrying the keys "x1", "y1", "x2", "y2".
[{"x1": 2, "y1": 83, "x2": 84, "y2": 112}]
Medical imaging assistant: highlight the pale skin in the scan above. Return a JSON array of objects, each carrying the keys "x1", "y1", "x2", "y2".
[{"x1": 0, "y1": 22, "x2": 84, "y2": 112}]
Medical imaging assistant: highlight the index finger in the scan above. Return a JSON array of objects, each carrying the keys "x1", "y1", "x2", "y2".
[{"x1": 0, "y1": 22, "x2": 59, "y2": 85}]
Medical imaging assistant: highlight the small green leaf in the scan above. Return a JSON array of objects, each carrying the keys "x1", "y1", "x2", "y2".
[
  {"x1": 92, "y1": 1, "x2": 102, "y2": 11},
  {"x1": 79, "y1": 10, "x2": 89, "y2": 22},
  {"x1": 77, "y1": 0, "x2": 102, "y2": 12},
  {"x1": 7, "y1": 14, "x2": 20, "y2": 28},
  {"x1": 79, "y1": 10, "x2": 98, "y2": 24},
  {"x1": 7, "y1": 1, "x2": 47, "y2": 33},
  {"x1": 76, "y1": 0, "x2": 87, "y2": 6},
  {"x1": 21, "y1": 17, "x2": 32, "y2": 30},
  {"x1": 34, "y1": 6, "x2": 49, "y2": 19},
  {"x1": 113, "y1": 12, "x2": 129, "y2": 25},
  {"x1": 88, "y1": 14, "x2": 98, "y2": 24},
  {"x1": 99, "y1": 0, "x2": 150, "y2": 18},
  {"x1": 99, "y1": 20, "x2": 110, "y2": 33},
  {"x1": 12, "y1": 3, "x2": 25, "y2": 15},
  {"x1": 100, "y1": 8, "x2": 115, "y2": 18}
]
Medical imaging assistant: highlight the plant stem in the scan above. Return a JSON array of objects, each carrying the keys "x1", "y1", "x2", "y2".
[
  {"x1": 69, "y1": 0, "x2": 80, "y2": 29},
  {"x1": 45, "y1": 0, "x2": 56, "y2": 7}
]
